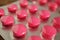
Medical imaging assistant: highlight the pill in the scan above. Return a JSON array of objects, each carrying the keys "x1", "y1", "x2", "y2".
[
  {"x1": 48, "y1": 0, "x2": 53, "y2": 2},
  {"x1": 55, "y1": 0, "x2": 60, "y2": 6},
  {"x1": 12, "y1": 24, "x2": 27, "y2": 38},
  {"x1": 29, "y1": 4, "x2": 38, "y2": 14},
  {"x1": 20, "y1": 0, "x2": 28, "y2": 8},
  {"x1": 48, "y1": 2, "x2": 58, "y2": 11},
  {"x1": 42, "y1": 25, "x2": 56, "y2": 40},
  {"x1": 28, "y1": 16, "x2": 40, "y2": 29},
  {"x1": 53, "y1": 17, "x2": 60, "y2": 32},
  {"x1": 1, "y1": 15, "x2": 14, "y2": 27},
  {"x1": 16, "y1": 9, "x2": 27, "y2": 19},
  {"x1": 8, "y1": 4, "x2": 18, "y2": 13},
  {"x1": 38, "y1": 0, "x2": 47, "y2": 5},
  {"x1": 40, "y1": 10, "x2": 50, "y2": 21},
  {"x1": 28, "y1": 36, "x2": 42, "y2": 40},
  {"x1": 0, "y1": 8, "x2": 4, "y2": 17}
]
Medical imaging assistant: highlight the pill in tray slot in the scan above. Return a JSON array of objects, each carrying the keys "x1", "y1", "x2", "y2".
[{"x1": 0, "y1": 0, "x2": 60, "y2": 40}]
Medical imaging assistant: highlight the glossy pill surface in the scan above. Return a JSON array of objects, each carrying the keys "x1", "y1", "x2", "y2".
[
  {"x1": 12, "y1": 24, "x2": 27, "y2": 38},
  {"x1": 29, "y1": 5, "x2": 38, "y2": 14},
  {"x1": 53, "y1": 17, "x2": 60, "y2": 32},
  {"x1": 28, "y1": 36, "x2": 42, "y2": 40},
  {"x1": 16, "y1": 9, "x2": 27, "y2": 19},
  {"x1": 38, "y1": 0, "x2": 47, "y2": 5},
  {"x1": 20, "y1": 0, "x2": 28, "y2": 8},
  {"x1": 48, "y1": 2, "x2": 58, "y2": 11},
  {"x1": 1, "y1": 15, "x2": 14, "y2": 27},
  {"x1": 0, "y1": 8, "x2": 4, "y2": 17},
  {"x1": 42, "y1": 25, "x2": 56, "y2": 40},
  {"x1": 28, "y1": 16, "x2": 40, "y2": 29},
  {"x1": 40, "y1": 10, "x2": 50, "y2": 21},
  {"x1": 55, "y1": 0, "x2": 60, "y2": 6},
  {"x1": 8, "y1": 4, "x2": 18, "y2": 13}
]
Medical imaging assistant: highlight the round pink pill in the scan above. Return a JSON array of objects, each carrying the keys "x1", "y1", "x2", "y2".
[
  {"x1": 12, "y1": 24, "x2": 27, "y2": 38},
  {"x1": 28, "y1": 36, "x2": 42, "y2": 40},
  {"x1": 40, "y1": 10, "x2": 50, "y2": 21},
  {"x1": 29, "y1": 5, "x2": 38, "y2": 14},
  {"x1": 20, "y1": 0, "x2": 28, "y2": 8},
  {"x1": 53, "y1": 17, "x2": 60, "y2": 32},
  {"x1": 48, "y1": 2, "x2": 58, "y2": 11},
  {"x1": 1, "y1": 15, "x2": 14, "y2": 27},
  {"x1": 55, "y1": 0, "x2": 60, "y2": 6},
  {"x1": 47, "y1": 0, "x2": 51, "y2": 2},
  {"x1": 42, "y1": 25, "x2": 56, "y2": 40},
  {"x1": 38, "y1": 0, "x2": 47, "y2": 5},
  {"x1": 8, "y1": 4, "x2": 18, "y2": 13},
  {"x1": 0, "y1": 8, "x2": 4, "y2": 17},
  {"x1": 28, "y1": 16, "x2": 40, "y2": 29},
  {"x1": 16, "y1": 9, "x2": 27, "y2": 19}
]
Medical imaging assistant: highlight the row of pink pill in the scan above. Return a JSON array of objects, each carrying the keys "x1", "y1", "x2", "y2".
[
  {"x1": 0, "y1": 0, "x2": 60, "y2": 40},
  {"x1": 0, "y1": 0, "x2": 59, "y2": 17},
  {"x1": 8, "y1": 0, "x2": 58, "y2": 13},
  {"x1": 12, "y1": 24, "x2": 57, "y2": 40}
]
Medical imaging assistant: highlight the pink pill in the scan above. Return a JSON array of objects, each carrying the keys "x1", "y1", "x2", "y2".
[
  {"x1": 42, "y1": 25, "x2": 56, "y2": 40},
  {"x1": 47, "y1": 0, "x2": 53, "y2": 2},
  {"x1": 20, "y1": 0, "x2": 28, "y2": 8},
  {"x1": 12, "y1": 24, "x2": 27, "y2": 38},
  {"x1": 40, "y1": 10, "x2": 50, "y2": 21},
  {"x1": 8, "y1": 4, "x2": 18, "y2": 13},
  {"x1": 0, "y1": 8, "x2": 4, "y2": 17},
  {"x1": 53, "y1": 17, "x2": 60, "y2": 32},
  {"x1": 48, "y1": 2, "x2": 58, "y2": 11},
  {"x1": 1, "y1": 15, "x2": 14, "y2": 27},
  {"x1": 38, "y1": 0, "x2": 47, "y2": 5},
  {"x1": 28, "y1": 16, "x2": 40, "y2": 29},
  {"x1": 55, "y1": 0, "x2": 60, "y2": 6},
  {"x1": 28, "y1": 36, "x2": 42, "y2": 40},
  {"x1": 16, "y1": 9, "x2": 27, "y2": 19},
  {"x1": 29, "y1": 5, "x2": 38, "y2": 14}
]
